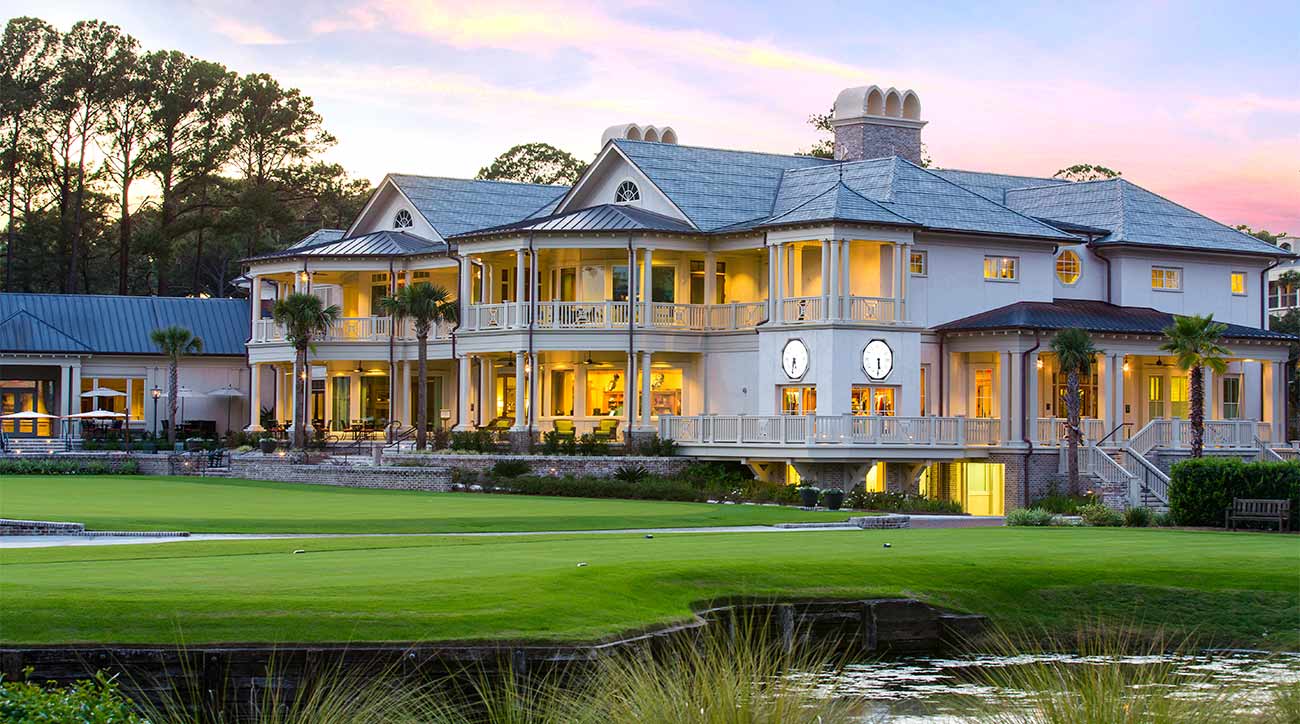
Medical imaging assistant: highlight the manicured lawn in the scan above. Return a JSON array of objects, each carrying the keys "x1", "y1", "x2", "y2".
[
  {"x1": 0, "y1": 475, "x2": 850, "y2": 534},
  {"x1": 2, "y1": 527, "x2": 1295, "y2": 649}
]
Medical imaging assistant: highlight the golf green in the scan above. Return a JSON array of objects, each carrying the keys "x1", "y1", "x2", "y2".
[{"x1": 3, "y1": 527, "x2": 1295, "y2": 648}]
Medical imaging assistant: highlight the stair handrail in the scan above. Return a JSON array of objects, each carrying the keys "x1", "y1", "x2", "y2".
[
  {"x1": 1122, "y1": 446, "x2": 1171, "y2": 506},
  {"x1": 1257, "y1": 436, "x2": 1286, "y2": 462},
  {"x1": 1095, "y1": 422, "x2": 1131, "y2": 447}
]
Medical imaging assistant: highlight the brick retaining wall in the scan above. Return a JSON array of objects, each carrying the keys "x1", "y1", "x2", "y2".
[
  {"x1": 0, "y1": 518, "x2": 86, "y2": 535},
  {"x1": 0, "y1": 452, "x2": 170, "y2": 475},
  {"x1": 389, "y1": 453, "x2": 691, "y2": 479}
]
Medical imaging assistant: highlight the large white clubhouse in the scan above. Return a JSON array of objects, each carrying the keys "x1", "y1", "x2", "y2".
[{"x1": 3, "y1": 85, "x2": 1293, "y2": 515}]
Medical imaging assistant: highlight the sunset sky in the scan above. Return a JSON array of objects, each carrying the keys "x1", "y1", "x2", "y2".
[{"x1": 11, "y1": 0, "x2": 1300, "y2": 233}]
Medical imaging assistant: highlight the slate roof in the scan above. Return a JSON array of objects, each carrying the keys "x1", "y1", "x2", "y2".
[
  {"x1": 249, "y1": 230, "x2": 445, "y2": 260},
  {"x1": 287, "y1": 228, "x2": 345, "y2": 250},
  {"x1": 936, "y1": 298, "x2": 1292, "y2": 340},
  {"x1": 752, "y1": 158, "x2": 1075, "y2": 240},
  {"x1": 759, "y1": 180, "x2": 918, "y2": 228},
  {"x1": 1004, "y1": 179, "x2": 1284, "y2": 256},
  {"x1": 454, "y1": 203, "x2": 698, "y2": 238},
  {"x1": 388, "y1": 175, "x2": 568, "y2": 238},
  {"x1": 931, "y1": 169, "x2": 1067, "y2": 204},
  {"x1": 0, "y1": 293, "x2": 250, "y2": 355},
  {"x1": 611, "y1": 139, "x2": 831, "y2": 231}
]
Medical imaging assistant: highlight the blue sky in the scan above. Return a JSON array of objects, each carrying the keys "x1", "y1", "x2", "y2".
[{"x1": 10, "y1": 0, "x2": 1300, "y2": 231}]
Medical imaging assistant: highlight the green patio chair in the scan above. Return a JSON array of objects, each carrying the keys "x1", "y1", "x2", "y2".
[
  {"x1": 591, "y1": 418, "x2": 619, "y2": 442},
  {"x1": 552, "y1": 419, "x2": 576, "y2": 442},
  {"x1": 483, "y1": 415, "x2": 514, "y2": 433}
]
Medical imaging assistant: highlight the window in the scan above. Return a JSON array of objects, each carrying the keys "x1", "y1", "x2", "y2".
[
  {"x1": 586, "y1": 370, "x2": 624, "y2": 416},
  {"x1": 612, "y1": 265, "x2": 629, "y2": 302},
  {"x1": 1230, "y1": 272, "x2": 1246, "y2": 296},
  {"x1": 1055, "y1": 250, "x2": 1081, "y2": 285},
  {"x1": 393, "y1": 209, "x2": 413, "y2": 228},
  {"x1": 550, "y1": 369, "x2": 574, "y2": 416},
  {"x1": 919, "y1": 365, "x2": 929, "y2": 416},
  {"x1": 689, "y1": 260, "x2": 727, "y2": 304},
  {"x1": 1222, "y1": 376, "x2": 1242, "y2": 419},
  {"x1": 779, "y1": 385, "x2": 817, "y2": 415},
  {"x1": 983, "y1": 256, "x2": 1018, "y2": 282},
  {"x1": 651, "y1": 265, "x2": 675, "y2": 303},
  {"x1": 1171, "y1": 376, "x2": 1190, "y2": 418},
  {"x1": 1152, "y1": 266, "x2": 1182, "y2": 291},
  {"x1": 1052, "y1": 365, "x2": 1098, "y2": 418},
  {"x1": 909, "y1": 250, "x2": 927, "y2": 276},
  {"x1": 1147, "y1": 376, "x2": 1164, "y2": 420},
  {"x1": 974, "y1": 369, "x2": 994, "y2": 418},
  {"x1": 614, "y1": 180, "x2": 640, "y2": 203},
  {"x1": 851, "y1": 385, "x2": 896, "y2": 416}
]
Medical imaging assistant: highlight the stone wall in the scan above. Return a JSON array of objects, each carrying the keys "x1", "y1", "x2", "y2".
[
  {"x1": 385, "y1": 452, "x2": 692, "y2": 480},
  {"x1": 0, "y1": 452, "x2": 170, "y2": 475},
  {"x1": 0, "y1": 518, "x2": 85, "y2": 535}
]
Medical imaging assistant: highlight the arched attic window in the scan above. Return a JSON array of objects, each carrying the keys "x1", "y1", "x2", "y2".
[
  {"x1": 393, "y1": 209, "x2": 413, "y2": 228},
  {"x1": 615, "y1": 180, "x2": 641, "y2": 203}
]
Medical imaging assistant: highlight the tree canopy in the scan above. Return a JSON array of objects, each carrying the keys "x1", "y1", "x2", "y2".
[
  {"x1": 1053, "y1": 164, "x2": 1122, "y2": 182},
  {"x1": 476, "y1": 142, "x2": 585, "y2": 186}
]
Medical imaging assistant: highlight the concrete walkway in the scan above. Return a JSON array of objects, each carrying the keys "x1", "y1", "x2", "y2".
[{"x1": 0, "y1": 515, "x2": 1004, "y2": 548}]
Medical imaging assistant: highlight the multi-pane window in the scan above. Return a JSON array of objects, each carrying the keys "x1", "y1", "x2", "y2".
[
  {"x1": 689, "y1": 260, "x2": 727, "y2": 304},
  {"x1": 614, "y1": 180, "x2": 640, "y2": 203},
  {"x1": 1055, "y1": 250, "x2": 1081, "y2": 285},
  {"x1": 1222, "y1": 376, "x2": 1242, "y2": 419},
  {"x1": 779, "y1": 385, "x2": 817, "y2": 415},
  {"x1": 919, "y1": 365, "x2": 929, "y2": 416},
  {"x1": 1053, "y1": 366, "x2": 1098, "y2": 418},
  {"x1": 850, "y1": 385, "x2": 896, "y2": 416},
  {"x1": 1152, "y1": 266, "x2": 1182, "y2": 291},
  {"x1": 1230, "y1": 272, "x2": 1246, "y2": 296},
  {"x1": 909, "y1": 250, "x2": 927, "y2": 276},
  {"x1": 1170, "y1": 376, "x2": 1190, "y2": 418},
  {"x1": 393, "y1": 209, "x2": 413, "y2": 228},
  {"x1": 974, "y1": 369, "x2": 994, "y2": 418},
  {"x1": 612, "y1": 266, "x2": 629, "y2": 302},
  {"x1": 983, "y1": 256, "x2": 1018, "y2": 281}
]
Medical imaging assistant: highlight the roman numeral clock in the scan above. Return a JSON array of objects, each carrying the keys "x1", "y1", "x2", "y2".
[
  {"x1": 862, "y1": 339, "x2": 893, "y2": 381},
  {"x1": 781, "y1": 339, "x2": 809, "y2": 379}
]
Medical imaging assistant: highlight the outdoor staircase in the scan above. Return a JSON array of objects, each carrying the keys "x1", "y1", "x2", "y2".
[{"x1": 1, "y1": 438, "x2": 69, "y2": 455}]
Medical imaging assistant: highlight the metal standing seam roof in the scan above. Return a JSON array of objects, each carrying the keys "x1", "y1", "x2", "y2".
[
  {"x1": 936, "y1": 298, "x2": 1293, "y2": 341},
  {"x1": 1004, "y1": 179, "x2": 1287, "y2": 256},
  {"x1": 248, "y1": 230, "x2": 446, "y2": 261},
  {"x1": 453, "y1": 203, "x2": 699, "y2": 238},
  {"x1": 388, "y1": 175, "x2": 569, "y2": 238},
  {"x1": 0, "y1": 293, "x2": 251, "y2": 355}
]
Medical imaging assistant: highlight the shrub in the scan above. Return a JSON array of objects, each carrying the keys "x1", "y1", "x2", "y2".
[
  {"x1": 1006, "y1": 507, "x2": 1055, "y2": 526},
  {"x1": 613, "y1": 463, "x2": 650, "y2": 484},
  {"x1": 636, "y1": 434, "x2": 677, "y2": 457},
  {"x1": 1079, "y1": 503, "x2": 1123, "y2": 527},
  {"x1": 0, "y1": 459, "x2": 138, "y2": 475},
  {"x1": 1152, "y1": 511, "x2": 1175, "y2": 527},
  {"x1": 1168, "y1": 457, "x2": 1300, "y2": 527},
  {"x1": 540, "y1": 430, "x2": 577, "y2": 456},
  {"x1": 844, "y1": 488, "x2": 964, "y2": 514},
  {"x1": 490, "y1": 459, "x2": 531, "y2": 479},
  {"x1": 451, "y1": 429, "x2": 499, "y2": 453},
  {"x1": 506, "y1": 475, "x2": 703, "y2": 502},
  {"x1": 1123, "y1": 506, "x2": 1153, "y2": 527},
  {"x1": 1030, "y1": 483, "x2": 1099, "y2": 514},
  {"x1": 0, "y1": 671, "x2": 144, "y2": 723},
  {"x1": 429, "y1": 426, "x2": 452, "y2": 451},
  {"x1": 575, "y1": 433, "x2": 609, "y2": 457}
]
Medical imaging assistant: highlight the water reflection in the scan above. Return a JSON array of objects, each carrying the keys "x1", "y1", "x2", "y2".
[{"x1": 798, "y1": 650, "x2": 1300, "y2": 722}]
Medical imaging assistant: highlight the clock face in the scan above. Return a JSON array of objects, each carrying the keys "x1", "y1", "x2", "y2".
[
  {"x1": 782, "y1": 339, "x2": 809, "y2": 380},
  {"x1": 862, "y1": 339, "x2": 894, "y2": 381}
]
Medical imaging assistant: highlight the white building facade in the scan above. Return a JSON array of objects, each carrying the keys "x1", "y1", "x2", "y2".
[{"x1": 235, "y1": 85, "x2": 1295, "y2": 514}]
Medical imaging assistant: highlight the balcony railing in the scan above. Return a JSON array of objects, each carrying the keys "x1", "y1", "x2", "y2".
[
  {"x1": 1033, "y1": 417, "x2": 1108, "y2": 446},
  {"x1": 462, "y1": 301, "x2": 768, "y2": 332},
  {"x1": 251, "y1": 316, "x2": 451, "y2": 343},
  {"x1": 779, "y1": 295, "x2": 897, "y2": 324},
  {"x1": 659, "y1": 415, "x2": 1001, "y2": 447}
]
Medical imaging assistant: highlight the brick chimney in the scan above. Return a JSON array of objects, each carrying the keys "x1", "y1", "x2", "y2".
[{"x1": 832, "y1": 86, "x2": 925, "y2": 164}]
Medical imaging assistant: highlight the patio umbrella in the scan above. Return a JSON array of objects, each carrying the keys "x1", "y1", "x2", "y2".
[
  {"x1": 0, "y1": 410, "x2": 62, "y2": 441},
  {"x1": 80, "y1": 386, "x2": 126, "y2": 398},
  {"x1": 207, "y1": 385, "x2": 246, "y2": 433},
  {"x1": 65, "y1": 409, "x2": 127, "y2": 419}
]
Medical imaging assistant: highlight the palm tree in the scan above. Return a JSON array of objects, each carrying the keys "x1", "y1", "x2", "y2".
[
  {"x1": 272, "y1": 292, "x2": 340, "y2": 449},
  {"x1": 1051, "y1": 328, "x2": 1101, "y2": 494},
  {"x1": 150, "y1": 325, "x2": 203, "y2": 446},
  {"x1": 1160, "y1": 314, "x2": 1229, "y2": 458},
  {"x1": 379, "y1": 282, "x2": 458, "y2": 450}
]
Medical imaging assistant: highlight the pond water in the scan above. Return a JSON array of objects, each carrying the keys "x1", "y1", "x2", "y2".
[{"x1": 800, "y1": 649, "x2": 1300, "y2": 722}]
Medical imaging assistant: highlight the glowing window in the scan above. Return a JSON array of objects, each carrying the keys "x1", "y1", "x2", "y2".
[
  {"x1": 393, "y1": 209, "x2": 413, "y2": 228},
  {"x1": 1055, "y1": 250, "x2": 1081, "y2": 285},
  {"x1": 1152, "y1": 266, "x2": 1182, "y2": 290},
  {"x1": 1230, "y1": 272, "x2": 1246, "y2": 295},
  {"x1": 909, "y1": 251, "x2": 927, "y2": 276},
  {"x1": 974, "y1": 369, "x2": 994, "y2": 418},
  {"x1": 614, "y1": 180, "x2": 640, "y2": 203},
  {"x1": 983, "y1": 256, "x2": 1017, "y2": 281}
]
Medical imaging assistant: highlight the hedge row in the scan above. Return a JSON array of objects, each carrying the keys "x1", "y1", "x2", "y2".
[
  {"x1": 0, "y1": 459, "x2": 140, "y2": 475},
  {"x1": 1168, "y1": 457, "x2": 1300, "y2": 527}
]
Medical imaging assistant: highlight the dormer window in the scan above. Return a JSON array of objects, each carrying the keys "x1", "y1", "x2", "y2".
[
  {"x1": 393, "y1": 209, "x2": 413, "y2": 229},
  {"x1": 614, "y1": 180, "x2": 640, "y2": 204}
]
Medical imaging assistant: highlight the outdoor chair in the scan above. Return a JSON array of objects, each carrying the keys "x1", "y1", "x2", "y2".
[
  {"x1": 482, "y1": 416, "x2": 514, "y2": 433},
  {"x1": 552, "y1": 419, "x2": 576, "y2": 442},
  {"x1": 591, "y1": 418, "x2": 619, "y2": 442}
]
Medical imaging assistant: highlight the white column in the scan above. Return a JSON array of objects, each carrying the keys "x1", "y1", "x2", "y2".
[
  {"x1": 479, "y1": 357, "x2": 494, "y2": 424},
  {"x1": 399, "y1": 360, "x2": 411, "y2": 428},
  {"x1": 893, "y1": 243, "x2": 906, "y2": 322},
  {"x1": 641, "y1": 247, "x2": 654, "y2": 328},
  {"x1": 1000, "y1": 351, "x2": 1013, "y2": 444},
  {"x1": 529, "y1": 352, "x2": 540, "y2": 428},
  {"x1": 514, "y1": 249, "x2": 526, "y2": 328},
  {"x1": 456, "y1": 355, "x2": 472, "y2": 430},
  {"x1": 626, "y1": 351, "x2": 638, "y2": 428},
  {"x1": 575, "y1": 365, "x2": 588, "y2": 421},
  {"x1": 704, "y1": 251, "x2": 717, "y2": 307},
  {"x1": 513, "y1": 351, "x2": 526, "y2": 428},
  {"x1": 530, "y1": 249, "x2": 539, "y2": 328},
  {"x1": 458, "y1": 256, "x2": 471, "y2": 314},
  {"x1": 640, "y1": 350, "x2": 652, "y2": 429},
  {"x1": 1203, "y1": 366, "x2": 1214, "y2": 420},
  {"x1": 1272, "y1": 359, "x2": 1288, "y2": 443},
  {"x1": 767, "y1": 244, "x2": 779, "y2": 322},
  {"x1": 249, "y1": 275, "x2": 261, "y2": 339},
  {"x1": 820, "y1": 239, "x2": 831, "y2": 319},
  {"x1": 58, "y1": 364, "x2": 71, "y2": 418},
  {"x1": 828, "y1": 239, "x2": 841, "y2": 320},
  {"x1": 1026, "y1": 350, "x2": 1040, "y2": 440},
  {"x1": 480, "y1": 261, "x2": 491, "y2": 304},
  {"x1": 772, "y1": 242, "x2": 784, "y2": 322}
]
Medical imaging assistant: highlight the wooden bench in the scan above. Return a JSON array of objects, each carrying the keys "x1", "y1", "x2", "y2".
[{"x1": 1225, "y1": 498, "x2": 1291, "y2": 532}]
